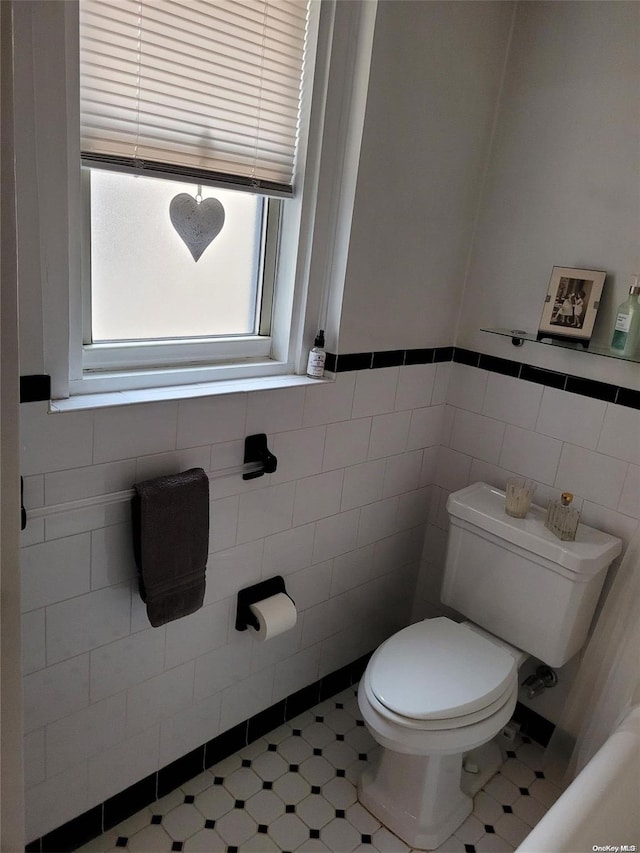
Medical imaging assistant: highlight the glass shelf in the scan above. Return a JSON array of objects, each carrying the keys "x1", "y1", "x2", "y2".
[{"x1": 482, "y1": 328, "x2": 640, "y2": 365}]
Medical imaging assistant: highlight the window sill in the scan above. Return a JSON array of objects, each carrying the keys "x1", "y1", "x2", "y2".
[{"x1": 50, "y1": 373, "x2": 333, "y2": 413}]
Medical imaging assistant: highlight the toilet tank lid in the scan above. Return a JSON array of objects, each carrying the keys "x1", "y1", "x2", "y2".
[{"x1": 447, "y1": 483, "x2": 622, "y2": 576}]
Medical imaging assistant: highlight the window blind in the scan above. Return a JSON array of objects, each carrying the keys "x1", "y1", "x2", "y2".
[{"x1": 79, "y1": 0, "x2": 309, "y2": 194}]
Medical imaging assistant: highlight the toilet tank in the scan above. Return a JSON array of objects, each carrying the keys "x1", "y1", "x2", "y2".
[{"x1": 442, "y1": 483, "x2": 622, "y2": 667}]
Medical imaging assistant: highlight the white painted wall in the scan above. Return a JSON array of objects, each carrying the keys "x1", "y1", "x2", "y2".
[
  {"x1": 457, "y1": 0, "x2": 640, "y2": 389},
  {"x1": 339, "y1": 0, "x2": 515, "y2": 353}
]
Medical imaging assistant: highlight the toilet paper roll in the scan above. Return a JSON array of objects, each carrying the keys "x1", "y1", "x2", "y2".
[{"x1": 249, "y1": 592, "x2": 297, "y2": 641}]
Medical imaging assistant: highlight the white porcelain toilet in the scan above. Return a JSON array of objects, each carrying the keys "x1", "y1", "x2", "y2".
[{"x1": 358, "y1": 482, "x2": 622, "y2": 850}]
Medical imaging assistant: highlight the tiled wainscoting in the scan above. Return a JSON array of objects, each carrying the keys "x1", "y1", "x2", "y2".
[
  {"x1": 413, "y1": 354, "x2": 640, "y2": 624},
  {"x1": 25, "y1": 658, "x2": 369, "y2": 852},
  {"x1": 20, "y1": 361, "x2": 448, "y2": 844},
  {"x1": 19, "y1": 348, "x2": 639, "y2": 846}
]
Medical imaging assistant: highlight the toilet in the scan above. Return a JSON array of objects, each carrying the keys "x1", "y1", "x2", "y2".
[{"x1": 357, "y1": 482, "x2": 622, "y2": 850}]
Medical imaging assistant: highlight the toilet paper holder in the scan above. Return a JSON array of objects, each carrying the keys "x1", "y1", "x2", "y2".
[{"x1": 235, "y1": 576, "x2": 294, "y2": 632}]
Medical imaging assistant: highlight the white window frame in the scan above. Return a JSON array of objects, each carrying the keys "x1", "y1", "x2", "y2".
[
  {"x1": 14, "y1": 0, "x2": 378, "y2": 405},
  {"x1": 80, "y1": 169, "x2": 279, "y2": 372}
]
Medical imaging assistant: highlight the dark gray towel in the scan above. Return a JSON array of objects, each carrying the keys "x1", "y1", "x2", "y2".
[{"x1": 132, "y1": 468, "x2": 209, "y2": 627}]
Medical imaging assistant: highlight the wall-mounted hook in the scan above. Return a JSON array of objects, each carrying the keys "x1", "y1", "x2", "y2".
[{"x1": 243, "y1": 434, "x2": 277, "y2": 480}]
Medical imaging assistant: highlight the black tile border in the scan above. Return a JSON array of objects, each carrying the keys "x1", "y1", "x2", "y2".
[
  {"x1": 22, "y1": 348, "x2": 640, "y2": 410},
  {"x1": 26, "y1": 653, "x2": 371, "y2": 852},
  {"x1": 452, "y1": 348, "x2": 480, "y2": 368},
  {"x1": 372, "y1": 349, "x2": 404, "y2": 369},
  {"x1": 565, "y1": 376, "x2": 617, "y2": 403},
  {"x1": 157, "y1": 748, "x2": 206, "y2": 799},
  {"x1": 329, "y1": 347, "x2": 451, "y2": 372},
  {"x1": 40, "y1": 806, "x2": 103, "y2": 853},
  {"x1": 19, "y1": 374, "x2": 51, "y2": 404},
  {"x1": 463, "y1": 347, "x2": 640, "y2": 408},
  {"x1": 519, "y1": 364, "x2": 567, "y2": 390},
  {"x1": 324, "y1": 346, "x2": 640, "y2": 409},
  {"x1": 513, "y1": 701, "x2": 556, "y2": 748},
  {"x1": 617, "y1": 386, "x2": 640, "y2": 409},
  {"x1": 103, "y1": 774, "x2": 157, "y2": 831}
]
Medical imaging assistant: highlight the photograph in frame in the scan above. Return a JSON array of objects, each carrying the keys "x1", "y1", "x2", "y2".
[{"x1": 538, "y1": 266, "x2": 606, "y2": 344}]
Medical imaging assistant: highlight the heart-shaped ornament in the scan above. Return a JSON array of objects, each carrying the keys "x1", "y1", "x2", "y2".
[{"x1": 169, "y1": 193, "x2": 225, "y2": 262}]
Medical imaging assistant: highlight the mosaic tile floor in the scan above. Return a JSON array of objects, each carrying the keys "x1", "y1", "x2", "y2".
[{"x1": 78, "y1": 686, "x2": 565, "y2": 853}]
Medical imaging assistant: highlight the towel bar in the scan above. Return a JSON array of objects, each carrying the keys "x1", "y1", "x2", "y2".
[{"x1": 23, "y1": 460, "x2": 265, "y2": 524}]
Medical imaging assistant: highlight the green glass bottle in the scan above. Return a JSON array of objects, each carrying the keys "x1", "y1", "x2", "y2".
[{"x1": 611, "y1": 275, "x2": 640, "y2": 357}]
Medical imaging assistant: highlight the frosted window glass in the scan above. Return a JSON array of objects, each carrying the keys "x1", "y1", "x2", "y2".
[{"x1": 89, "y1": 171, "x2": 263, "y2": 342}]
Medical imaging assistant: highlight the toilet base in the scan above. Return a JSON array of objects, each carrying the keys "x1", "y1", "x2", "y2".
[
  {"x1": 358, "y1": 748, "x2": 472, "y2": 850},
  {"x1": 461, "y1": 739, "x2": 503, "y2": 798}
]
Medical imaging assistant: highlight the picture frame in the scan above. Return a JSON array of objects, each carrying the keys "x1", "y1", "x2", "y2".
[{"x1": 538, "y1": 266, "x2": 606, "y2": 345}]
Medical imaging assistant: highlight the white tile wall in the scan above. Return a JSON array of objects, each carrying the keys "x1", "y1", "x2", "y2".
[
  {"x1": 322, "y1": 418, "x2": 371, "y2": 471},
  {"x1": 21, "y1": 609, "x2": 46, "y2": 675},
  {"x1": 270, "y1": 425, "x2": 326, "y2": 483},
  {"x1": 91, "y1": 523, "x2": 137, "y2": 589},
  {"x1": 446, "y1": 363, "x2": 488, "y2": 412},
  {"x1": 20, "y1": 402, "x2": 94, "y2": 476},
  {"x1": 367, "y1": 410, "x2": 411, "y2": 459},
  {"x1": 93, "y1": 402, "x2": 179, "y2": 464},
  {"x1": 535, "y1": 387, "x2": 607, "y2": 449},
  {"x1": 236, "y1": 482, "x2": 296, "y2": 543},
  {"x1": 193, "y1": 635, "x2": 252, "y2": 703},
  {"x1": 176, "y1": 394, "x2": 247, "y2": 449},
  {"x1": 394, "y1": 363, "x2": 437, "y2": 410},
  {"x1": 555, "y1": 443, "x2": 629, "y2": 510},
  {"x1": 23, "y1": 728, "x2": 45, "y2": 789},
  {"x1": 499, "y1": 424, "x2": 563, "y2": 485},
  {"x1": 45, "y1": 693, "x2": 127, "y2": 777},
  {"x1": 413, "y1": 364, "x2": 640, "y2": 724},
  {"x1": 450, "y1": 409, "x2": 505, "y2": 465},
  {"x1": 88, "y1": 725, "x2": 161, "y2": 806},
  {"x1": 23, "y1": 654, "x2": 90, "y2": 733},
  {"x1": 89, "y1": 627, "x2": 166, "y2": 702},
  {"x1": 292, "y1": 469, "x2": 344, "y2": 526},
  {"x1": 352, "y1": 368, "x2": 399, "y2": 418},
  {"x1": 482, "y1": 374, "x2": 543, "y2": 430},
  {"x1": 597, "y1": 403, "x2": 640, "y2": 464},
  {"x1": 19, "y1": 363, "x2": 640, "y2": 842},
  {"x1": 159, "y1": 692, "x2": 223, "y2": 768},
  {"x1": 46, "y1": 583, "x2": 132, "y2": 664},
  {"x1": 19, "y1": 369, "x2": 440, "y2": 840},
  {"x1": 21, "y1": 534, "x2": 91, "y2": 613},
  {"x1": 341, "y1": 459, "x2": 386, "y2": 511}
]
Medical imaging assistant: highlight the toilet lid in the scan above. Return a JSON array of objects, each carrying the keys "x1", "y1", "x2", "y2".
[{"x1": 368, "y1": 618, "x2": 517, "y2": 721}]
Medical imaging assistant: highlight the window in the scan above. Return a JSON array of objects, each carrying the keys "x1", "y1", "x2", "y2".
[
  {"x1": 77, "y1": 0, "x2": 310, "y2": 386},
  {"x1": 13, "y1": 0, "x2": 377, "y2": 403},
  {"x1": 83, "y1": 170, "x2": 279, "y2": 371}
]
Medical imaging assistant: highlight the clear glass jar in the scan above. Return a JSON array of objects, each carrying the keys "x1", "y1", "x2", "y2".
[{"x1": 545, "y1": 492, "x2": 580, "y2": 541}]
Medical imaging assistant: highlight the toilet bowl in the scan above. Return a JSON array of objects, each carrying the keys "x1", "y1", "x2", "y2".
[
  {"x1": 357, "y1": 617, "x2": 520, "y2": 849},
  {"x1": 356, "y1": 483, "x2": 622, "y2": 851}
]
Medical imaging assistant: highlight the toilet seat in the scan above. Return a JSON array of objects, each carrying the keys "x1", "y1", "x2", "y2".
[
  {"x1": 363, "y1": 672, "x2": 515, "y2": 731},
  {"x1": 368, "y1": 617, "x2": 518, "y2": 724}
]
